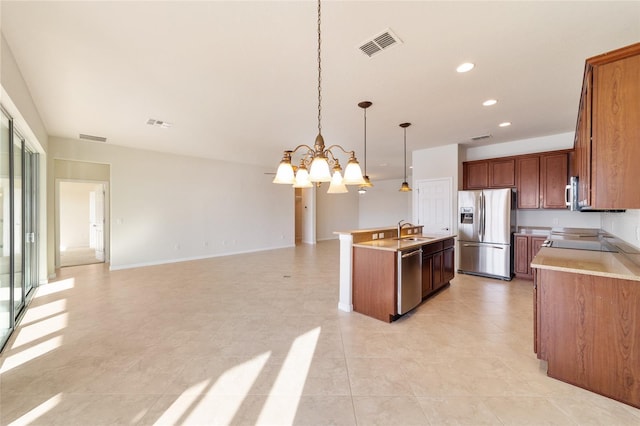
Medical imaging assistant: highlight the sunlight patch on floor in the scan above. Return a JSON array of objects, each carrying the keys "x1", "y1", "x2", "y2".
[
  {"x1": 11, "y1": 313, "x2": 68, "y2": 349},
  {"x1": 0, "y1": 336, "x2": 63, "y2": 373},
  {"x1": 20, "y1": 299, "x2": 67, "y2": 326},
  {"x1": 155, "y1": 352, "x2": 271, "y2": 425},
  {"x1": 8, "y1": 393, "x2": 63, "y2": 426},
  {"x1": 257, "y1": 327, "x2": 321, "y2": 424},
  {"x1": 35, "y1": 278, "x2": 75, "y2": 297}
]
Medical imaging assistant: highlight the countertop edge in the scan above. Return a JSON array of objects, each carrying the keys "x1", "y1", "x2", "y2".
[{"x1": 352, "y1": 234, "x2": 456, "y2": 252}]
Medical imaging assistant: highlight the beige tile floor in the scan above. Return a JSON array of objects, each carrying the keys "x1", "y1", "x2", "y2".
[{"x1": 2, "y1": 240, "x2": 640, "y2": 425}]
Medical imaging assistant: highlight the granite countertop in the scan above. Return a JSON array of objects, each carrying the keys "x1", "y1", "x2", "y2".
[
  {"x1": 352, "y1": 234, "x2": 456, "y2": 252},
  {"x1": 531, "y1": 247, "x2": 640, "y2": 282}
]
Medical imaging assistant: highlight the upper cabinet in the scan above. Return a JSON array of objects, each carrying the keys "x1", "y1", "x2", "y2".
[
  {"x1": 574, "y1": 42, "x2": 640, "y2": 209},
  {"x1": 463, "y1": 150, "x2": 570, "y2": 210},
  {"x1": 463, "y1": 158, "x2": 515, "y2": 189}
]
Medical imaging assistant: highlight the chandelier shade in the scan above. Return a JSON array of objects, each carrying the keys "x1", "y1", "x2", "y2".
[{"x1": 272, "y1": 0, "x2": 364, "y2": 193}]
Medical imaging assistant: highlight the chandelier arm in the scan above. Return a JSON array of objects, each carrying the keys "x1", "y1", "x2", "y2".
[{"x1": 324, "y1": 144, "x2": 356, "y2": 158}]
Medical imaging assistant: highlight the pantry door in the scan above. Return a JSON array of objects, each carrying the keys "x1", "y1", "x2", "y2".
[{"x1": 416, "y1": 177, "x2": 453, "y2": 235}]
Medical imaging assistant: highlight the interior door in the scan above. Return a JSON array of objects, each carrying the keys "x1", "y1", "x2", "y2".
[
  {"x1": 417, "y1": 178, "x2": 452, "y2": 235},
  {"x1": 90, "y1": 186, "x2": 105, "y2": 261}
]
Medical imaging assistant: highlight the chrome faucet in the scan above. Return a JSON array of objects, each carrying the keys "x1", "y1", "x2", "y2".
[{"x1": 397, "y1": 220, "x2": 413, "y2": 238}]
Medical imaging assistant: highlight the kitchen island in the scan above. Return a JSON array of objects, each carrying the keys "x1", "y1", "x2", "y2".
[
  {"x1": 335, "y1": 226, "x2": 455, "y2": 322},
  {"x1": 532, "y1": 239, "x2": 640, "y2": 409}
]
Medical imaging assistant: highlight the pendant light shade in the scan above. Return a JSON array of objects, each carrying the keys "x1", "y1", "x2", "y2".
[
  {"x1": 399, "y1": 122, "x2": 412, "y2": 192},
  {"x1": 272, "y1": 0, "x2": 364, "y2": 193}
]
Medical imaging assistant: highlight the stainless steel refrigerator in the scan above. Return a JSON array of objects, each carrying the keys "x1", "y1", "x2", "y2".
[{"x1": 458, "y1": 188, "x2": 515, "y2": 280}]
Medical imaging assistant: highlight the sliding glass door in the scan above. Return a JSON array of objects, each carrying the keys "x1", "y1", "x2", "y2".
[
  {"x1": 1, "y1": 113, "x2": 11, "y2": 345},
  {"x1": 0, "y1": 107, "x2": 39, "y2": 351}
]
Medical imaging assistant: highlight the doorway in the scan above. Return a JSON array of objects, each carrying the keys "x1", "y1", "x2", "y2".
[{"x1": 58, "y1": 181, "x2": 107, "y2": 267}]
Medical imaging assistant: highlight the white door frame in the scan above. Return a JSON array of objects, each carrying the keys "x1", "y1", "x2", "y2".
[{"x1": 55, "y1": 178, "x2": 110, "y2": 268}]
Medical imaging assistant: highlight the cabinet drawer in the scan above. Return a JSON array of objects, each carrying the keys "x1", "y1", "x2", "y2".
[{"x1": 422, "y1": 241, "x2": 444, "y2": 256}]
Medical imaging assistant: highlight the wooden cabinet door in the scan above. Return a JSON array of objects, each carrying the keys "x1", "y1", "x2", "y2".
[
  {"x1": 514, "y1": 235, "x2": 531, "y2": 278},
  {"x1": 464, "y1": 161, "x2": 489, "y2": 189},
  {"x1": 540, "y1": 152, "x2": 569, "y2": 209},
  {"x1": 442, "y1": 247, "x2": 455, "y2": 284},
  {"x1": 432, "y1": 251, "x2": 445, "y2": 291},
  {"x1": 422, "y1": 254, "x2": 433, "y2": 298},
  {"x1": 516, "y1": 156, "x2": 540, "y2": 209},
  {"x1": 530, "y1": 236, "x2": 547, "y2": 261},
  {"x1": 575, "y1": 69, "x2": 592, "y2": 207},
  {"x1": 592, "y1": 53, "x2": 640, "y2": 208},
  {"x1": 489, "y1": 158, "x2": 516, "y2": 188}
]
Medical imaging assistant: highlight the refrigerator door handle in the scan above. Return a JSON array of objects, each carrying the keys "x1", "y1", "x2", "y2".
[
  {"x1": 463, "y1": 243, "x2": 504, "y2": 250},
  {"x1": 479, "y1": 193, "x2": 485, "y2": 241}
]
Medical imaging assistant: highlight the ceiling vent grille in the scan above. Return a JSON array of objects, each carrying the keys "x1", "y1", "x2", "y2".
[
  {"x1": 147, "y1": 118, "x2": 172, "y2": 128},
  {"x1": 470, "y1": 134, "x2": 492, "y2": 141},
  {"x1": 79, "y1": 133, "x2": 107, "y2": 143},
  {"x1": 358, "y1": 28, "x2": 402, "y2": 58}
]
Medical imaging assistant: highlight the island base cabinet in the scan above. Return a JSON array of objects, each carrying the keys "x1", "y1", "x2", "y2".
[
  {"x1": 352, "y1": 247, "x2": 397, "y2": 322},
  {"x1": 535, "y1": 268, "x2": 640, "y2": 409}
]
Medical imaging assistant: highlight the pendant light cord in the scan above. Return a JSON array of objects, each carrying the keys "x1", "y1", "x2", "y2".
[
  {"x1": 403, "y1": 127, "x2": 407, "y2": 181},
  {"x1": 363, "y1": 108, "x2": 367, "y2": 175},
  {"x1": 317, "y1": 0, "x2": 322, "y2": 136}
]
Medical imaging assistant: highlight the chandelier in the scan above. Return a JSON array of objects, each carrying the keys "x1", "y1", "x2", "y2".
[
  {"x1": 358, "y1": 101, "x2": 373, "y2": 194},
  {"x1": 272, "y1": 0, "x2": 365, "y2": 192}
]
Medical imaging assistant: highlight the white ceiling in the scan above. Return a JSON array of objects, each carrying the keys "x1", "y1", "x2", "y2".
[{"x1": 2, "y1": 1, "x2": 639, "y2": 181}]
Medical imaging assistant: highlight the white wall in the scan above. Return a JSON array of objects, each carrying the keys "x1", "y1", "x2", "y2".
[
  {"x1": 462, "y1": 132, "x2": 574, "y2": 161},
  {"x1": 357, "y1": 179, "x2": 411, "y2": 229},
  {"x1": 316, "y1": 185, "x2": 359, "y2": 240},
  {"x1": 412, "y1": 144, "x2": 459, "y2": 226},
  {"x1": 601, "y1": 210, "x2": 640, "y2": 250},
  {"x1": 49, "y1": 137, "x2": 294, "y2": 269}
]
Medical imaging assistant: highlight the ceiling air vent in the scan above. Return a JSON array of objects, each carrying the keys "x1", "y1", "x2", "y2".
[
  {"x1": 147, "y1": 118, "x2": 172, "y2": 129},
  {"x1": 79, "y1": 133, "x2": 107, "y2": 143},
  {"x1": 358, "y1": 28, "x2": 402, "y2": 58},
  {"x1": 471, "y1": 134, "x2": 492, "y2": 142}
]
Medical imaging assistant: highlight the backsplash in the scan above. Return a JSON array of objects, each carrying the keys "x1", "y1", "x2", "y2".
[
  {"x1": 601, "y1": 210, "x2": 640, "y2": 250},
  {"x1": 516, "y1": 209, "x2": 601, "y2": 229}
]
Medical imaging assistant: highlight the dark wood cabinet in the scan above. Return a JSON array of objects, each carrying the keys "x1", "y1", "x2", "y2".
[
  {"x1": 540, "y1": 152, "x2": 569, "y2": 209},
  {"x1": 516, "y1": 156, "x2": 540, "y2": 208},
  {"x1": 575, "y1": 42, "x2": 640, "y2": 209},
  {"x1": 422, "y1": 238, "x2": 455, "y2": 295},
  {"x1": 489, "y1": 158, "x2": 516, "y2": 187},
  {"x1": 352, "y1": 247, "x2": 396, "y2": 322},
  {"x1": 515, "y1": 151, "x2": 569, "y2": 209},
  {"x1": 463, "y1": 158, "x2": 515, "y2": 190},
  {"x1": 354, "y1": 238, "x2": 456, "y2": 322},
  {"x1": 463, "y1": 161, "x2": 489, "y2": 189},
  {"x1": 514, "y1": 233, "x2": 548, "y2": 280},
  {"x1": 535, "y1": 268, "x2": 640, "y2": 409}
]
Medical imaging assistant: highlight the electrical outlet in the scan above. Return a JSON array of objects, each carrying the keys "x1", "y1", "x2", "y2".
[
  {"x1": 636, "y1": 226, "x2": 640, "y2": 241},
  {"x1": 378, "y1": 232, "x2": 384, "y2": 239},
  {"x1": 372, "y1": 233, "x2": 378, "y2": 240},
  {"x1": 552, "y1": 218, "x2": 559, "y2": 226}
]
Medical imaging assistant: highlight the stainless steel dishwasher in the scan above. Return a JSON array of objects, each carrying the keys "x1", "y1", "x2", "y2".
[{"x1": 397, "y1": 247, "x2": 423, "y2": 315}]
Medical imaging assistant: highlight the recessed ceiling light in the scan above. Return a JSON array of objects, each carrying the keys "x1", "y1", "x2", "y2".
[
  {"x1": 499, "y1": 122, "x2": 512, "y2": 127},
  {"x1": 482, "y1": 99, "x2": 498, "y2": 106},
  {"x1": 456, "y1": 62, "x2": 475, "y2": 73}
]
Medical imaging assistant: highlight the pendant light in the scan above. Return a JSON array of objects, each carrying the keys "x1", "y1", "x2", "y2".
[
  {"x1": 399, "y1": 122, "x2": 412, "y2": 192},
  {"x1": 358, "y1": 101, "x2": 373, "y2": 193},
  {"x1": 273, "y1": 0, "x2": 365, "y2": 192}
]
